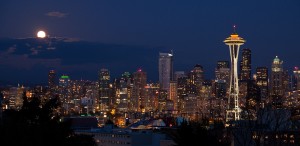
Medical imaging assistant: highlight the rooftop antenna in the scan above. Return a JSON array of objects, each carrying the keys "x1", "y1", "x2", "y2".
[{"x1": 233, "y1": 25, "x2": 237, "y2": 33}]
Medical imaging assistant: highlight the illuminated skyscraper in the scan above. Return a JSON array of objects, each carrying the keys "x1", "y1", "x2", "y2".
[
  {"x1": 159, "y1": 52, "x2": 173, "y2": 91},
  {"x1": 215, "y1": 61, "x2": 230, "y2": 90},
  {"x1": 169, "y1": 81, "x2": 178, "y2": 111},
  {"x1": 145, "y1": 83, "x2": 159, "y2": 112},
  {"x1": 270, "y1": 56, "x2": 283, "y2": 96},
  {"x1": 256, "y1": 67, "x2": 269, "y2": 101},
  {"x1": 223, "y1": 26, "x2": 245, "y2": 121},
  {"x1": 59, "y1": 75, "x2": 71, "y2": 114},
  {"x1": 270, "y1": 56, "x2": 284, "y2": 108},
  {"x1": 132, "y1": 69, "x2": 147, "y2": 112},
  {"x1": 189, "y1": 64, "x2": 205, "y2": 95},
  {"x1": 240, "y1": 48, "x2": 251, "y2": 80},
  {"x1": 292, "y1": 67, "x2": 300, "y2": 91},
  {"x1": 48, "y1": 70, "x2": 56, "y2": 92},
  {"x1": 59, "y1": 75, "x2": 70, "y2": 88},
  {"x1": 98, "y1": 68, "x2": 111, "y2": 111},
  {"x1": 115, "y1": 72, "x2": 132, "y2": 113},
  {"x1": 217, "y1": 61, "x2": 229, "y2": 69}
]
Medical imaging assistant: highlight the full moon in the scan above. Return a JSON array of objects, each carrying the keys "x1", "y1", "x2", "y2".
[{"x1": 37, "y1": 31, "x2": 46, "y2": 38}]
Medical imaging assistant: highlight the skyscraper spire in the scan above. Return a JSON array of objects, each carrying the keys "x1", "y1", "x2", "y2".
[{"x1": 233, "y1": 25, "x2": 237, "y2": 34}]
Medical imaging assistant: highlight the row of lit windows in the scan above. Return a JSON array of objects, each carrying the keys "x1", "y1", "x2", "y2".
[
  {"x1": 95, "y1": 133, "x2": 130, "y2": 138},
  {"x1": 96, "y1": 139, "x2": 130, "y2": 145}
]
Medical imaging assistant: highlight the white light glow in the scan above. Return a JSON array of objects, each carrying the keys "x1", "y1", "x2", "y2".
[{"x1": 37, "y1": 31, "x2": 46, "y2": 38}]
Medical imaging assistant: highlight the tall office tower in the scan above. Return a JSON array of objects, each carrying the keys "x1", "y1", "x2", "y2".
[
  {"x1": 59, "y1": 75, "x2": 70, "y2": 88},
  {"x1": 48, "y1": 70, "x2": 56, "y2": 91},
  {"x1": 158, "y1": 52, "x2": 173, "y2": 91},
  {"x1": 282, "y1": 70, "x2": 290, "y2": 92},
  {"x1": 177, "y1": 75, "x2": 188, "y2": 113},
  {"x1": 169, "y1": 81, "x2": 178, "y2": 111},
  {"x1": 98, "y1": 68, "x2": 111, "y2": 112},
  {"x1": 115, "y1": 78, "x2": 128, "y2": 113},
  {"x1": 223, "y1": 26, "x2": 245, "y2": 121},
  {"x1": 217, "y1": 61, "x2": 229, "y2": 69},
  {"x1": 189, "y1": 64, "x2": 205, "y2": 95},
  {"x1": 214, "y1": 80, "x2": 227, "y2": 99},
  {"x1": 292, "y1": 67, "x2": 300, "y2": 91},
  {"x1": 122, "y1": 72, "x2": 134, "y2": 112},
  {"x1": 199, "y1": 80, "x2": 213, "y2": 118},
  {"x1": 59, "y1": 75, "x2": 71, "y2": 114},
  {"x1": 215, "y1": 61, "x2": 230, "y2": 85},
  {"x1": 132, "y1": 69, "x2": 147, "y2": 112},
  {"x1": 213, "y1": 80, "x2": 227, "y2": 120},
  {"x1": 256, "y1": 67, "x2": 269, "y2": 102},
  {"x1": 270, "y1": 56, "x2": 283, "y2": 96},
  {"x1": 270, "y1": 56, "x2": 284, "y2": 108},
  {"x1": 115, "y1": 72, "x2": 133, "y2": 113},
  {"x1": 8, "y1": 85, "x2": 26, "y2": 110},
  {"x1": 240, "y1": 48, "x2": 251, "y2": 80},
  {"x1": 145, "y1": 83, "x2": 159, "y2": 112}
]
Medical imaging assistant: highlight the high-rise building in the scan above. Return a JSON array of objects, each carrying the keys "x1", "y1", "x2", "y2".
[
  {"x1": 145, "y1": 83, "x2": 159, "y2": 112},
  {"x1": 282, "y1": 70, "x2": 290, "y2": 93},
  {"x1": 214, "y1": 80, "x2": 227, "y2": 99},
  {"x1": 270, "y1": 56, "x2": 284, "y2": 108},
  {"x1": 217, "y1": 61, "x2": 229, "y2": 69},
  {"x1": 223, "y1": 26, "x2": 245, "y2": 121},
  {"x1": 189, "y1": 64, "x2": 205, "y2": 95},
  {"x1": 132, "y1": 69, "x2": 147, "y2": 112},
  {"x1": 48, "y1": 70, "x2": 56, "y2": 90},
  {"x1": 240, "y1": 48, "x2": 251, "y2": 80},
  {"x1": 58, "y1": 75, "x2": 71, "y2": 114},
  {"x1": 115, "y1": 73, "x2": 131, "y2": 113},
  {"x1": 59, "y1": 75, "x2": 70, "y2": 88},
  {"x1": 169, "y1": 81, "x2": 178, "y2": 111},
  {"x1": 177, "y1": 75, "x2": 188, "y2": 113},
  {"x1": 98, "y1": 68, "x2": 111, "y2": 112},
  {"x1": 215, "y1": 61, "x2": 230, "y2": 90},
  {"x1": 256, "y1": 67, "x2": 269, "y2": 101},
  {"x1": 245, "y1": 80, "x2": 261, "y2": 118},
  {"x1": 292, "y1": 67, "x2": 300, "y2": 91},
  {"x1": 158, "y1": 52, "x2": 173, "y2": 91},
  {"x1": 270, "y1": 56, "x2": 283, "y2": 96}
]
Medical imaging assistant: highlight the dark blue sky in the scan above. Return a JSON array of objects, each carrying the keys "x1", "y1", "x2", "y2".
[{"x1": 1, "y1": 0, "x2": 300, "y2": 85}]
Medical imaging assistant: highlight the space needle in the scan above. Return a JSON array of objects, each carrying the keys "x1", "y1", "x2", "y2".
[{"x1": 224, "y1": 25, "x2": 245, "y2": 122}]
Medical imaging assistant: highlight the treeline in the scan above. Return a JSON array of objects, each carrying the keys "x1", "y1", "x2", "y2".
[{"x1": 0, "y1": 93, "x2": 96, "y2": 146}]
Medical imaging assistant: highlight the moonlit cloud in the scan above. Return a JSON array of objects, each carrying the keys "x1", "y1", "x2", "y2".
[{"x1": 46, "y1": 11, "x2": 68, "y2": 18}]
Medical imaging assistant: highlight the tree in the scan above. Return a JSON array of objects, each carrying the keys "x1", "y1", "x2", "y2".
[{"x1": 0, "y1": 93, "x2": 96, "y2": 146}]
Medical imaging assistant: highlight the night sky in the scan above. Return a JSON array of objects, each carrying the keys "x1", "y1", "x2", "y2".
[{"x1": 1, "y1": 0, "x2": 300, "y2": 85}]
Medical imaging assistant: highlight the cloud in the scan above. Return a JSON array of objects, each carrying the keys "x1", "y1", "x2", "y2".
[
  {"x1": 46, "y1": 11, "x2": 68, "y2": 18},
  {"x1": 0, "y1": 47, "x2": 61, "y2": 69}
]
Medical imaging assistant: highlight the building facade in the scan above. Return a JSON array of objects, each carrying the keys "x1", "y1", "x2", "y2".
[{"x1": 158, "y1": 52, "x2": 173, "y2": 91}]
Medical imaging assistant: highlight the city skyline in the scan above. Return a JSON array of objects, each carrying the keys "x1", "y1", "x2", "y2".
[
  {"x1": 2, "y1": 1, "x2": 300, "y2": 146},
  {"x1": 0, "y1": 1, "x2": 300, "y2": 84}
]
